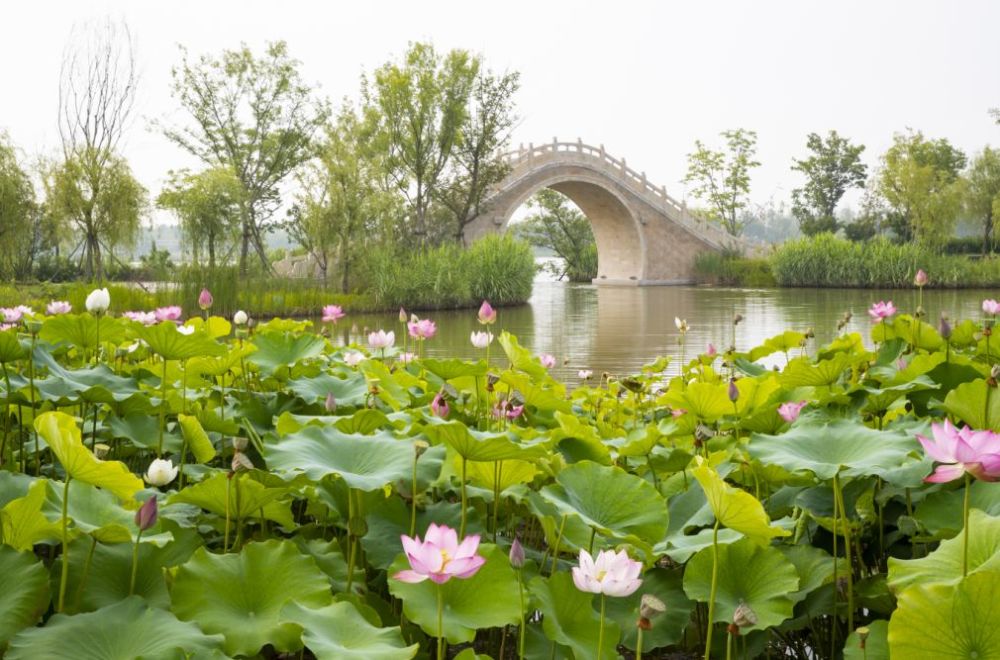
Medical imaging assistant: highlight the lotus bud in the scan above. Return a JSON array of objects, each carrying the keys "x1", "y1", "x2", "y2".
[
  {"x1": 198, "y1": 288, "x2": 213, "y2": 310},
  {"x1": 940, "y1": 314, "x2": 952, "y2": 340},
  {"x1": 914, "y1": 269, "x2": 928, "y2": 287},
  {"x1": 477, "y1": 300, "x2": 497, "y2": 325},
  {"x1": 233, "y1": 310, "x2": 248, "y2": 325},
  {"x1": 93, "y1": 443, "x2": 111, "y2": 459},
  {"x1": 144, "y1": 458, "x2": 178, "y2": 487},
  {"x1": 85, "y1": 287, "x2": 111, "y2": 315},
  {"x1": 232, "y1": 437, "x2": 248, "y2": 452},
  {"x1": 325, "y1": 392, "x2": 337, "y2": 413},
  {"x1": 399, "y1": 307, "x2": 407, "y2": 323},
  {"x1": 732, "y1": 601, "x2": 758, "y2": 630},
  {"x1": 431, "y1": 391, "x2": 450, "y2": 418},
  {"x1": 134, "y1": 496, "x2": 158, "y2": 531},
  {"x1": 509, "y1": 537, "x2": 525, "y2": 568},
  {"x1": 728, "y1": 378, "x2": 739, "y2": 403}
]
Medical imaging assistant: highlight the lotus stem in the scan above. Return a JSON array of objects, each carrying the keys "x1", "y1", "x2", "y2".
[
  {"x1": 833, "y1": 473, "x2": 854, "y2": 632},
  {"x1": 459, "y1": 456, "x2": 468, "y2": 538},
  {"x1": 28, "y1": 336, "x2": 38, "y2": 474},
  {"x1": 74, "y1": 536, "x2": 97, "y2": 611},
  {"x1": 517, "y1": 568, "x2": 526, "y2": 659},
  {"x1": 637, "y1": 626, "x2": 644, "y2": 660},
  {"x1": 550, "y1": 514, "x2": 568, "y2": 575},
  {"x1": 129, "y1": 526, "x2": 143, "y2": 596},
  {"x1": 158, "y1": 358, "x2": 168, "y2": 455},
  {"x1": 224, "y1": 474, "x2": 232, "y2": 552},
  {"x1": 58, "y1": 476, "x2": 72, "y2": 612},
  {"x1": 964, "y1": 472, "x2": 971, "y2": 577},
  {"x1": 437, "y1": 583, "x2": 446, "y2": 660},
  {"x1": 410, "y1": 446, "x2": 419, "y2": 537},
  {"x1": 346, "y1": 488, "x2": 357, "y2": 594},
  {"x1": 596, "y1": 593, "x2": 606, "y2": 660},
  {"x1": 704, "y1": 519, "x2": 720, "y2": 660},
  {"x1": 830, "y1": 476, "x2": 839, "y2": 659},
  {"x1": 726, "y1": 629, "x2": 734, "y2": 660}
]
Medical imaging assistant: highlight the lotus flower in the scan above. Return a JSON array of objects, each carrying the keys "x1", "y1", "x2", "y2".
[
  {"x1": 176, "y1": 325, "x2": 195, "y2": 336},
  {"x1": 0, "y1": 323, "x2": 14, "y2": 332},
  {"x1": 343, "y1": 351, "x2": 365, "y2": 367},
  {"x1": 233, "y1": 310, "x2": 249, "y2": 325},
  {"x1": 398, "y1": 352, "x2": 416, "y2": 364},
  {"x1": 198, "y1": 288, "x2": 213, "y2": 310},
  {"x1": 322, "y1": 305, "x2": 346, "y2": 323},
  {"x1": 579, "y1": 369, "x2": 593, "y2": 379},
  {"x1": 917, "y1": 420, "x2": 1000, "y2": 483},
  {"x1": 399, "y1": 307, "x2": 408, "y2": 323},
  {"x1": 728, "y1": 379, "x2": 739, "y2": 403},
  {"x1": 706, "y1": 343, "x2": 717, "y2": 357},
  {"x1": 571, "y1": 549, "x2": 642, "y2": 597},
  {"x1": 914, "y1": 269, "x2": 928, "y2": 287},
  {"x1": 368, "y1": 329, "x2": 395, "y2": 350},
  {"x1": 408, "y1": 318, "x2": 437, "y2": 340},
  {"x1": 134, "y1": 496, "x2": 158, "y2": 531},
  {"x1": 393, "y1": 523, "x2": 486, "y2": 584},
  {"x1": 478, "y1": 300, "x2": 497, "y2": 325},
  {"x1": 47, "y1": 300, "x2": 72, "y2": 315},
  {"x1": 470, "y1": 331, "x2": 494, "y2": 348},
  {"x1": 144, "y1": 458, "x2": 178, "y2": 486},
  {"x1": 1, "y1": 307, "x2": 22, "y2": 323},
  {"x1": 539, "y1": 353, "x2": 556, "y2": 369},
  {"x1": 868, "y1": 301, "x2": 896, "y2": 320},
  {"x1": 509, "y1": 537, "x2": 525, "y2": 568},
  {"x1": 984, "y1": 299, "x2": 1000, "y2": 315},
  {"x1": 431, "y1": 391, "x2": 449, "y2": 418},
  {"x1": 493, "y1": 399, "x2": 524, "y2": 420},
  {"x1": 85, "y1": 287, "x2": 110, "y2": 314},
  {"x1": 123, "y1": 311, "x2": 157, "y2": 326},
  {"x1": 675, "y1": 317, "x2": 689, "y2": 333},
  {"x1": 777, "y1": 400, "x2": 807, "y2": 423},
  {"x1": 13, "y1": 305, "x2": 33, "y2": 318},
  {"x1": 154, "y1": 306, "x2": 183, "y2": 322}
]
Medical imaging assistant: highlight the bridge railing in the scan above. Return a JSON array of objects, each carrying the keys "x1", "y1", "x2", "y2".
[{"x1": 499, "y1": 139, "x2": 744, "y2": 250}]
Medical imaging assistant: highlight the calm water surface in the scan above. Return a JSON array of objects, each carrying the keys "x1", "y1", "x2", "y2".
[{"x1": 334, "y1": 280, "x2": 998, "y2": 381}]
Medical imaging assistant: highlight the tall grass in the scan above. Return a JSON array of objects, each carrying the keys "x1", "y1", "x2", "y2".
[
  {"x1": 771, "y1": 233, "x2": 1000, "y2": 288},
  {"x1": 694, "y1": 252, "x2": 776, "y2": 287}
]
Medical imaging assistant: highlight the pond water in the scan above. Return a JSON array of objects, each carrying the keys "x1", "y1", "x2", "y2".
[{"x1": 333, "y1": 279, "x2": 1000, "y2": 382}]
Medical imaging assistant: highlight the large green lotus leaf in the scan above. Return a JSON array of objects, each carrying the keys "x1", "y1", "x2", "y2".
[
  {"x1": 280, "y1": 600, "x2": 418, "y2": 660},
  {"x1": 748, "y1": 330, "x2": 806, "y2": 361},
  {"x1": 288, "y1": 371, "x2": 369, "y2": 407},
  {"x1": 177, "y1": 414, "x2": 217, "y2": 464},
  {"x1": 465, "y1": 458, "x2": 539, "y2": 493},
  {"x1": 528, "y1": 571, "x2": 619, "y2": 659},
  {"x1": 914, "y1": 480, "x2": 1000, "y2": 537},
  {"x1": 779, "y1": 353, "x2": 851, "y2": 388},
  {"x1": 0, "y1": 546, "x2": 50, "y2": 649},
  {"x1": 605, "y1": 567, "x2": 694, "y2": 652},
  {"x1": 1, "y1": 479, "x2": 63, "y2": 551},
  {"x1": 33, "y1": 350, "x2": 140, "y2": 404},
  {"x1": 422, "y1": 357, "x2": 488, "y2": 381},
  {"x1": 844, "y1": 619, "x2": 889, "y2": 660},
  {"x1": 0, "y1": 472, "x2": 34, "y2": 509},
  {"x1": 35, "y1": 411, "x2": 142, "y2": 503},
  {"x1": 266, "y1": 425, "x2": 414, "y2": 491},
  {"x1": 499, "y1": 370, "x2": 571, "y2": 413},
  {"x1": 779, "y1": 544, "x2": 834, "y2": 602},
  {"x1": 360, "y1": 358, "x2": 413, "y2": 410},
  {"x1": 184, "y1": 315, "x2": 232, "y2": 339},
  {"x1": 660, "y1": 381, "x2": 733, "y2": 423},
  {"x1": 133, "y1": 321, "x2": 226, "y2": 361},
  {"x1": 39, "y1": 313, "x2": 125, "y2": 351},
  {"x1": 888, "y1": 509, "x2": 1000, "y2": 591},
  {"x1": 170, "y1": 539, "x2": 332, "y2": 656},
  {"x1": 249, "y1": 331, "x2": 325, "y2": 375},
  {"x1": 499, "y1": 331, "x2": 548, "y2": 380},
  {"x1": 388, "y1": 544, "x2": 521, "y2": 644},
  {"x1": 291, "y1": 537, "x2": 365, "y2": 593},
  {"x1": 538, "y1": 461, "x2": 668, "y2": 553},
  {"x1": 0, "y1": 329, "x2": 28, "y2": 363},
  {"x1": 888, "y1": 571, "x2": 1000, "y2": 659},
  {"x1": 747, "y1": 419, "x2": 919, "y2": 481},
  {"x1": 7, "y1": 595, "x2": 224, "y2": 660},
  {"x1": 549, "y1": 411, "x2": 612, "y2": 465},
  {"x1": 44, "y1": 481, "x2": 172, "y2": 545},
  {"x1": 185, "y1": 342, "x2": 256, "y2": 380},
  {"x1": 107, "y1": 412, "x2": 183, "y2": 453},
  {"x1": 168, "y1": 471, "x2": 294, "y2": 527},
  {"x1": 943, "y1": 379, "x2": 1000, "y2": 430},
  {"x1": 423, "y1": 420, "x2": 547, "y2": 462},
  {"x1": 692, "y1": 462, "x2": 789, "y2": 546},
  {"x1": 734, "y1": 375, "x2": 782, "y2": 416},
  {"x1": 683, "y1": 538, "x2": 799, "y2": 631}
]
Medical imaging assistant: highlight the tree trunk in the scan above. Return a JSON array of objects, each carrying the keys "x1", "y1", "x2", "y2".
[
  {"x1": 986, "y1": 213, "x2": 994, "y2": 256},
  {"x1": 239, "y1": 222, "x2": 250, "y2": 276}
]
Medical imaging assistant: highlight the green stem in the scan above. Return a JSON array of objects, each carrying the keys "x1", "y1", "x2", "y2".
[
  {"x1": 129, "y1": 527, "x2": 143, "y2": 596},
  {"x1": 834, "y1": 473, "x2": 854, "y2": 633},
  {"x1": 437, "y1": 583, "x2": 446, "y2": 660},
  {"x1": 517, "y1": 570, "x2": 526, "y2": 659},
  {"x1": 549, "y1": 514, "x2": 568, "y2": 575},
  {"x1": 704, "y1": 520, "x2": 720, "y2": 660},
  {"x1": 28, "y1": 337, "x2": 38, "y2": 475},
  {"x1": 459, "y1": 457, "x2": 468, "y2": 538},
  {"x1": 74, "y1": 536, "x2": 97, "y2": 611},
  {"x1": 726, "y1": 630, "x2": 734, "y2": 660},
  {"x1": 346, "y1": 489, "x2": 356, "y2": 594},
  {"x1": 830, "y1": 475, "x2": 839, "y2": 659},
  {"x1": 58, "y1": 477, "x2": 72, "y2": 612},
  {"x1": 224, "y1": 474, "x2": 232, "y2": 552},
  {"x1": 596, "y1": 593, "x2": 606, "y2": 660},
  {"x1": 964, "y1": 472, "x2": 972, "y2": 578},
  {"x1": 637, "y1": 626, "x2": 644, "y2": 660},
  {"x1": 158, "y1": 358, "x2": 168, "y2": 455},
  {"x1": 410, "y1": 447, "x2": 419, "y2": 537}
]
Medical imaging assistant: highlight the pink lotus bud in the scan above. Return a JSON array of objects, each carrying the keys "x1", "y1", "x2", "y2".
[
  {"x1": 728, "y1": 378, "x2": 739, "y2": 403},
  {"x1": 478, "y1": 300, "x2": 497, "y2": 325},
  {"x1": 706, "y1": 343, "x2": 717, "y2": 357},
  {"x1": 939, "y1": 314, "x2": 952, "y2": 339},
  {"x1": 914, "y1": 269, "x2": 928, "y2": 287},
  {"x1": 509, "y1": 537, "x2": 525, "y2": 568},
  {"x1": 134, "y1": 496, "x2": 158, "y2": 531},
  {"x1": 399, "y1": 307, "x2": 408, "y2": 323},
  {"x1": 431, "y1": 391, "x2": 449, "y2": 418},
  {"x1": 198, "y1": 288, "x2": 213, "y2": 310},
  {"x1": 538, "y1": 353, "x2": 556, "y2": 369}
]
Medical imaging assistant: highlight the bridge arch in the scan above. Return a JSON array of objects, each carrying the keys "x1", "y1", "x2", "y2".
[{"x1": 464, "y1": 140, "x2": 746, "y2": 285}]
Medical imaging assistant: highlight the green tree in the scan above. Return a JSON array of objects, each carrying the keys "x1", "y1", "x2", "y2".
[
  {"x1": 0, "y1": 133, "x2": 42, "y2": 279},
  {"x1": 877, "y1": 130, "x2": 966, "y2": 245},
  {"x1": 683, "y1": 129, "x2": 761, "y2": 236},
  {"x1": 516, "y1": 189, "x2": 597, "y2": 282},
  {"x1": 157, "y1": 167, "x2": 243, "y2": 268},
  {"x1": 363, "y1": 42, "x2": 479, "y2": 244},
  {"x1": 790, "y1": 131, "x2": 867, "y2": 235},
  {"x1": 162, "y1": 41, "x2": 329, "y2": 275},
  {"x1": 287, "y1": 105, "x2": 399, "y2": 291},
  {"x1": 965, "y1": 147, "x2": 1000, "y2": 253}
]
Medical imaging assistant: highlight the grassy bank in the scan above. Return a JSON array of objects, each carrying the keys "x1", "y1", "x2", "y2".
[{"x1": 693, "y1": 251, "x2": 776, "y2": 287}]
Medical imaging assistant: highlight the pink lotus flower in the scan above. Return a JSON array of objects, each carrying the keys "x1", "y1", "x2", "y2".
[
  {"x1": 14, "y1": 305, "x2": 33, "y2": 318},
  {"x1": 398, "y1": 352, "x2": 416, "y2": 365},
  {"x1": 470, "y1": 331, "x2": 494, "y2": 348},
  {"x1": 571, "y1": 549, "x2": 643, "y2": 597},
  {"x1": 408, "y1": 318, "x2": 437, "y2": 340},
  {"x1": 431, "y1": 391, "x2": 449, "y2": 418},
  {"x1": 706, "y1": 343, "x2": 717, "y2": 357},
  {"x1": 154, "y1": 306, "x2": 183, "y2": 322},
  {"x1": 322, "y1": 305, "x2": 346, "y2": 323},
  {"x1": 670, "y1": 408, "x2": 687, "y2": 419},
  {"x1": 868, "y1": 301, "x2": 896, "y2": 321},
  {"x1": 493, "y1": 398, "x2": 524, "y2": 420},
  {"x1": 46, "y1": 300, "x2": 72, "y2": 315},
  {"x1": 393, "y1": 523, "x2": 485, "y2": 584},
  {"x1": 1, "y1": 307, "x2": 22, "y2": 323},
  {"x1": 478, "y1": 300, "x2": 497, "y2": 325},
  {"x1": 343, "y1": 351, "x2": 365, "y2": 367},
  {"x1": 0, "y1": 323, "x2": 14, "y2": 332},
  {"x1": 539, "y1": 353, "x2": 556, "y2": 369},
  {"x1": 124, "y1": 311, "x2": 157, "y2": 326},
  {"x1": 917, "y1": 420, "x2": 1000, "y2": 483},
  {"x1": 984, "y1": 299, "x2": 1000, "y2": 316},
  {"x1": 778, "y1": 401, "x2": 807, "y2": 423},
  {"x1": 914, "y1": 269, "x2": 928, "y2": 287},
  {"x1": 198, "y1": 288, "x2": 213, "y2": 310},
  {"x1": 368, "y1": 329, "x2": 395, "y2": 350}
]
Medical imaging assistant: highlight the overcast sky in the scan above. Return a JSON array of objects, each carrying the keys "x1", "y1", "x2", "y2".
[{"x1": 3, "y1": 0, "x2": 999, "y2": 221}]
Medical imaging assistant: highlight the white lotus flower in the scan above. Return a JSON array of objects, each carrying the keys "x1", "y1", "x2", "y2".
[
  {"x1": 233, "y1": 310, "x2": 248, "y2": 325},
  {"x1": 144, "y1": 458, "x2": 178, "y2": 486},
  {"x1": 85, "y1": 288, "x2": 111, "y2": 314},
  {"x1": 344, "y1": 351, "x2": 365, "y2": 367}
]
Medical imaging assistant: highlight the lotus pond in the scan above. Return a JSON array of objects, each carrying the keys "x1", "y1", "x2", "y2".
[{"x1": 1, "y1": 296, "x2": 1000, "y2": 659}]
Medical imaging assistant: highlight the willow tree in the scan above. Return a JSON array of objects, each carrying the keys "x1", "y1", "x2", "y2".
[
  {"x1": 0, "y1": 134, "x2": 41, "y2": 279},
  {"x1": 162, "y1": 41, "x2": 329, "y2": 275},
  {"x1": 158, "y1": 167, "x2": 243, "y2": 268}
]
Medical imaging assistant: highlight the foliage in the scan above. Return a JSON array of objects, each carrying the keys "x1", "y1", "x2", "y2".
[
  {"x1": 693, "y1": 252, "x2": 776, "y2": 287},
  {"x1": 157, "y1": 167, "x2": 243, "y2": 269},
  {"x1": 683, "y1": 128, "x2": 761, "y2": 236},
  {"x1": 790, "y1": 131, "x2": 867, "y2": 236},
  {"x1": 0, "y1": 133, "x2": 43, "y2": 280},
  {"x1": 965, "y1": 147, "x2": 1000, "y2": 254},
  {"x1": 516, "y1": 189, "x2": 598, "y2": 282}
]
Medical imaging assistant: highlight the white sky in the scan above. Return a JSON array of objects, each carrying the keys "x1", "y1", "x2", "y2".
[{"x1": 3, "y1": 0, "x2": 999, "y2": 222}]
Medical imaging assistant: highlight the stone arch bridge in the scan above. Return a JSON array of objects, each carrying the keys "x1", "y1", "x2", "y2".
[{"x1": 463, "y1": 140, "x2": 747, "y2": 285}]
